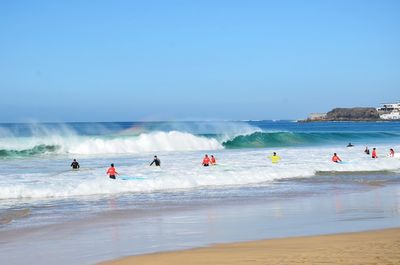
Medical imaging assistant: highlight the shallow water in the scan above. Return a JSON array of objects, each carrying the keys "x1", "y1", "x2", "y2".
[
  {"x1": 1, "y1": 121, "x2": 400, "y2": 264},
  {"x1": 0, "y1": 180, "x2": 399, "y2": 265}
]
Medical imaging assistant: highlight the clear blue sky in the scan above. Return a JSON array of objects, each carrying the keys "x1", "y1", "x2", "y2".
[{"x1": 1, "y1": 0, "x2": 399, "y2": 122}]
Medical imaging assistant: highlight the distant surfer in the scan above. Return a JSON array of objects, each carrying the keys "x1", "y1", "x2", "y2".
[
  {"x1": 364, "y1": 146, "x2": 370, "y2": 155},
  {"x1": 150, "y1": 155, "x2": 161, "y2": 166},
  {"x1": 106, "y1": 163, "x2": 119, "y2": 179},
  {"x1": 269, "y1": 152, "x2": 281, "y2": 163},
  {"x1": 210, "y1": 155, "x2": 217, "y2": 165},
  {"x1": 347, "y1": 143, "x2": 354, "y2": 147},
  {"x1": 331, "y1": 153, "x2": 342, "y2": 163},
  {"x1": 388, "y1": 148, "x2": 395, "y2": 157},
  {"x1": 202, "y1": 154, "x2": 210, "y2": 166},
  {"x1": 372, "y1": 148, "x2": 378, "y2": 159},
  {"x1": 70, "y1": 159, "x2": 80, "y2": 169}
]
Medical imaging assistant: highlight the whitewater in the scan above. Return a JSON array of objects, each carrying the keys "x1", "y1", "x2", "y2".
[{"x1": 1, "y1": 120, "x2": 400, "y2": 230}]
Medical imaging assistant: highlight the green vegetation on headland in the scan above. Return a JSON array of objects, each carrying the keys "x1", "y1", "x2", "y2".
[{"x1": 301, "y1": 107, "x2": 382, "y2": 122}]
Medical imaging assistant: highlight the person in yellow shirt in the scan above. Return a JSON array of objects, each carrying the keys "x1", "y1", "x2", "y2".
[{"x1": 269, "y1": 152, "x2": 281, "y2": 163}]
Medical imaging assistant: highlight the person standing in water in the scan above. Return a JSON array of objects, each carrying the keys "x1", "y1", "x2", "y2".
[
  {"x1": 388, "y1": 148, "x2": 395, "y2": 157},
  {"x1": 106, "y1": 163, "x2": 119, "y2": 179},
  {"x1": 210, "y1": 155, "x2": 217, "y2": 165},
  {"x1": 372, "y1": 148, "x2": 378, "y2": 159},
  {"x1": 150, "y1": 155, "x2": 161, "y2": 166},
  {"x1": 332, "y1": 153, "x2": 342, "y2": 163},
  {"x1": 364, "y1": 146, "x2": 370, "y2": 155},
  {"x1": 70, "y1": 159, "x2": 80, "y2": 169},
  {"x1": 202, "y1": 154, "x2": 210, "y2": 166},
  {"x1": 269, "y1": 152, "x2": 281, "y2": 163}
]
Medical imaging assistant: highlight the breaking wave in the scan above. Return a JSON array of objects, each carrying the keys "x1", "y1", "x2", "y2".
[
  {"x1": 0, "y1": 131, "x2": 223, "y2": 157},
  {"x1": 222, "y1": 131, "x2": 400, "y2": 148},
  {"x1": 0, "y1": 145, "x2": 60, "y2": 158},
  {"x1": 1, "y1": 122, "x2": 400, "y2": 157}
]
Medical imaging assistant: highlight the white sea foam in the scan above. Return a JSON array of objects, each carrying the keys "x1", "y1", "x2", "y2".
[
  {"x1": 0, "y1": 131, "x2": 223, "y2": 155},
  {"x1": 68, "y1": 131, "x2": 223, "y2": 154},
  {"x1": 1, "y1": 145, "x2": 400, "y2": 200},
  {"x1": 0, "y1": 121, "x2": 263, "y2": 155}
]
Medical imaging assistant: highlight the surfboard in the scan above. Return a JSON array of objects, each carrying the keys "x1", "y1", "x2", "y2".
[{"x1": 120, "y1": 176, "x2": 146, "y2": 180}]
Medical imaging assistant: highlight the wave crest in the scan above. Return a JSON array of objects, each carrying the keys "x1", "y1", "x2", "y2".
[
  {"x1": 0, "y1": 145, "x2": 60, "y2": 158},
  {"x1": 0, "y1": 131, "x2": 223, "y2": 157},
  {"x1": 69, "y1": 131, "x2": 222, "y2": 154},
  {"x1": 223, "y1": 131, "x2": 400, "y2": 148}
]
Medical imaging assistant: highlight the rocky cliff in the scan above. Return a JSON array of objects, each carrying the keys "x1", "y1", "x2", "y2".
[{"x1": 303, "y1": 107, "x2": 381, "y2": 122}]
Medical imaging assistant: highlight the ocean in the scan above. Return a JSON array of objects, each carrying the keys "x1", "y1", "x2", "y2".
[{"x1": 1, "y1": 120, "x2": 400, "y2": 264}]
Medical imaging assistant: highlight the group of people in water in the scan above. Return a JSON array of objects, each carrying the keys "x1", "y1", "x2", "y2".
[
  {"x1": 70, "y1": 143, "x2": 397, "y2": 179},
  {"x1": 202, "y1": 154, "x2": 217, "y2": 166},
  {"x1": 105, "y1": 156, "x2": 163, "y2": 179},
  {"x1": 102, "y1": 155, "x2": 218, "y2": 179},
  {"x1": 71, "y1": 154, "x2": 218, "y2": 179},
  {"x1": 331, "y1": 143, "x2": 396, "y2": 163},
  {"x1": 363, "y1": 146, "x2": 378, "y2": 158}
]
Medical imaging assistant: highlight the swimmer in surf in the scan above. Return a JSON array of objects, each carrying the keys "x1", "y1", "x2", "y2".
[
  {"x1": 106, "y1": 163, "x2": 119, "y2": 179},
  {"x1": 202, "y1": 154, "x2": 210, "y2": 166},
  {"x1": 210, "y1": 155, "x2": 217, "y2": 165},
  {"x1": 332, "y1": 153, "x2": 342, "y2": 163},
  {"x1": 364, "y1": 146, "x2": 370, "y2": 155},
  {"x1": 372, "y1": 148, "x2": 378, "y2": 159},
  {"x1": 269, "y1": 152, "x2": 281, "y2": 163},
  {"x1": 70, "y1": 159, "x2": 80, "y2": 169},
  {"x1": 150, "y1": 155, "x2": 161, "y2": 166},
  {"x1": 388, "y1": 148, "x2": 395, "y2": 157}
]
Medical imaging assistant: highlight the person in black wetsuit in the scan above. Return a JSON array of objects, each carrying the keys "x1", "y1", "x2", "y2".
[
  {"x1": 150, "y1": 155, "x2": 161, "y2": 166},
  {"x1": 70, "y1": 159, "x2": 80, "y2": 169},
  {"x1": 364, "y1": 146, "x2": 370, "y2": 155}
]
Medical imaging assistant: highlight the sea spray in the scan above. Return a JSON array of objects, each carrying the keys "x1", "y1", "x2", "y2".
[{"x1": 69, "y1": 131, "x2": 223, "y2": 154}]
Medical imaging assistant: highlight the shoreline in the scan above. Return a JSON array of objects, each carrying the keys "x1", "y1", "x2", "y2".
[
  {"x1": 1, "y1": 181, "x2": 399, "y2": 265},
  {"x1": 99, "y1": 227, "x2": 400, "y2": 265}
]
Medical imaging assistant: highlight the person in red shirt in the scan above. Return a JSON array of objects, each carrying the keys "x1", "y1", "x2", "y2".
[
  {"x1": 202, "y1": 154, "x2": 210, "y2": 166},
  {"x1": 210, "y1": 155, "x2": 217, "y2": 165},
  {"x1": 372, "y1": 148, "x2": 378, "y2": 159},
  {"x1": 331, "y1": 153, "x2": 342, "y2": 163},
  {"x1": 106, "y1": 163, "x2": 119, "y2": 179}
]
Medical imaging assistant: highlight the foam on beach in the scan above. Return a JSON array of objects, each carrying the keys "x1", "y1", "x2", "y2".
[{"x1": 1, "y1": 145, "x2": 400, "y2": 200}]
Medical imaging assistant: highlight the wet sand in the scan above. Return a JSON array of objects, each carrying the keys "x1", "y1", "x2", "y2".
[
  {"x1": 100, "y1": 228, "x2": 400, "y2": 265},
  {"x1": 1, "y1": 183, "x2": 400, "y2": 265}
]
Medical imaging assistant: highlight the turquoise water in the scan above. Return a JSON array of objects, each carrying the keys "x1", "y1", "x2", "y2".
[
  {"x1": 0, "y1": 121, "x2": 400, "y2": 223},
  {"x1": 1, "y1": 121, "x2": 400, "y2": 157},
  {"x1": 0, "y1": 121, "x2": 400, "y2": 264}
]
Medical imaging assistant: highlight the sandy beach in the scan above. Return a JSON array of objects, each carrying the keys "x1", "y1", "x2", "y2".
[
  {"x1": 1, "y1": 178, "x2": 399, "y2": 265},
  {"x1": 100, "y1": 228, "x2": 400, "y2": 265}
]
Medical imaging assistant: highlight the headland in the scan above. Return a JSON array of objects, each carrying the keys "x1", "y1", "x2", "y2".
[{"x1": 302, "y1": 102, "x2": 400, "y2": 122}]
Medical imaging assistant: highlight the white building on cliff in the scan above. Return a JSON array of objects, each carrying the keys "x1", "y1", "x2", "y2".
[{"x1": 377, "y1": 102, "x2": 400, "y2": 120}]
